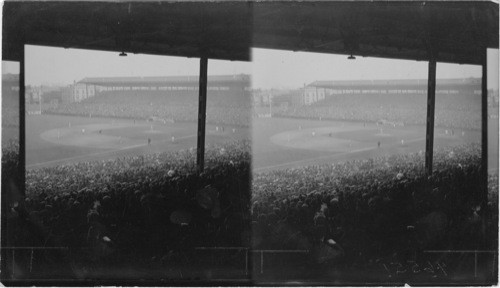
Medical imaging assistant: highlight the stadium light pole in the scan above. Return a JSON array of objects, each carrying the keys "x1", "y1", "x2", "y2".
[
  {"x1": 425, "y1": 59, "x2": 436, "y2": 176},
  {"x1": 196, "y1": 57, "x2": 208, "y2": 173}
]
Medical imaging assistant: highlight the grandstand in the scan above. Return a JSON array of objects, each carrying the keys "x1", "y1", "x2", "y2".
[
  {"x1": 271, "y1": 78, "x2": 483, "y2": 129},
  {"x1": 45, "y1": 75, "x2": 251, "y2": 126},
  {"x1": 2, "y1": 74, "x2": 19, "y2": 145},
  {"x1": 2, "y1": 1, "x2": 498, "y2": 285},
  {"x1": 2, "y1": 74, "x2": 19, "y2": 121},
  {"x1": 298, "y1": 78, "x2": 480, "y2": 105},
  {"x1": 65, "y1": 75, "x2": 250, "y2": 103}
]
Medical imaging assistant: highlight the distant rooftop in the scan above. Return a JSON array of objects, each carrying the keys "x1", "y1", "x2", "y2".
[
  {"x1": 79, "y1": 74, "x2": 250, "y2": 85},
  {"x1": 308, "y1": 78, "x2": 481, "y2": 88}
]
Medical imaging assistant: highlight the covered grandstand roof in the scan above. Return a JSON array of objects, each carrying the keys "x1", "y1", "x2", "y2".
[
  {"x1": 253, "y1": 2, "x2": 498, "y2": 65},
  {"x1": 3, "y1": 2, "x2": 252, "y2": 62},
  {"x1": 79, "y1": 74, "x2": 250, "y2": 86},
  {"x1": 3, "y1": 2, "x2": 498, "y2": 64},
  {"x1": 308, "y1": 78, "x2": 482, "y2": 88}
]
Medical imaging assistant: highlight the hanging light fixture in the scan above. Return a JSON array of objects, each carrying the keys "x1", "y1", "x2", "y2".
[
  {"x1": 347, "y1": 54, "x2": 356, "y2": 60},
  {"x1": 119, "y1": 51, "x2": 127, "y2": 56}
]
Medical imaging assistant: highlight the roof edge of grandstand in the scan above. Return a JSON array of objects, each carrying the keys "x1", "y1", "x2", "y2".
[
  {"x1": 78, "y1": 74, "x2": 250, "y2": 85},
  {"x1": 308, "y1": 77, "x2": 481, "y2": 87}
]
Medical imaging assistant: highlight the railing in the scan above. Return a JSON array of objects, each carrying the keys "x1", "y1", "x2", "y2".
[
  {"x1": 3, "y1": 246, "x2": 496, "y2": 281},
  {"x1": 424, "y1": 250, "x2": 497, "y2": 279},
  {"x1": 195, "y1": 247, "x2": 309, "y2": 275},
  {"x1": 2, "y1": 246, "x2": 310, "y2": 279},
  {"x1": 1, "y1": 246, "x2": 70, "y2": 278}
]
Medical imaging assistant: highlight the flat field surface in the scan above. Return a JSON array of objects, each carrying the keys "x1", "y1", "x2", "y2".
[
  {"x1": 252, "y1": 117, "x2": 496, "y2": 172},
  {"x1": 26, "y1": 114, "x2": 248, "y2": 169},
  {"x1": 25, "y1": 114, "x2": 497, "y2": 172}
]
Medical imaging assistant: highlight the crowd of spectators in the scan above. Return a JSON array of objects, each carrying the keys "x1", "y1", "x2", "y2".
[
  {"x1": 2, "y1": 138, "x2": 497, "y2": 279},
  {"x1": 44, "y1": 90, "x2": 251, "y2": 127},
  {"x1": 276, "y1": 94, "x2": 487, "y2": 129},
  {"x1": 4, "y1": 141, "x2": 252, "y2": 277},
  {"x1": 2, "y1": 89, "x2": 19, "y2": 131},
  {"x1": 252, "y1": 144, "x2": 498, "y2": 267}
]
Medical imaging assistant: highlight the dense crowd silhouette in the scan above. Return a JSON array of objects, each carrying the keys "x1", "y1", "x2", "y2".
[
  {"x1": 252, "y1": 144, "x2": 497, "y2": 263},
  {"x1": 3, "y1": 138, "x2": 497, "y2": 279},
  {"x1": 3, "y1": 87, "x2": 498, "y2": 281},
  {"x1": 4, "y1": 141, "x2": 251, "y2": 277},
  {"x1": 275, "y1": 93, "x2": 488, "y2": 129},
  {"x1": 44, "y1": 90, "x2": 251, "y2": 127}
]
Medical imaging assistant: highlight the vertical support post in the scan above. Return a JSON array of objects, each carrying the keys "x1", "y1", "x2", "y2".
[
  {"x1": 197, "y1": 57, "x2": 208, "y2": 173},
  {"x1": 481, "y1": 51, "x2": 488, "y2": 205},
  {"x1": 0, "y1": 48, "x2": 22, "y2": 276},
  {"x1": 20, "y1": 46, "x2": 26, "y2": 191},
  {"x1": 480, "y1": 50, "x2": 489, "y2": 247},
  {"x1": 425, "y1": 59, "x2": 437, "y2": 176}
]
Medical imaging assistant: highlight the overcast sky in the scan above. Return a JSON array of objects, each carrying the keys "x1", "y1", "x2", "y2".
[
  {"x1": 19, "y1": 45, "x2": 252, "y2": 86},
  {"x1": 252, "y1": 48, "x2": 499, "y2": 90},
  {"x1": 2, "y1": 45, "x2": 498, "y2": 90}
]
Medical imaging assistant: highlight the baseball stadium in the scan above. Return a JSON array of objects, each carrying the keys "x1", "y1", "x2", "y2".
[
  {"x1": 24, "y1": 75, "x2": 251, "y2": 169},
  {"x1": 7, "y1": 70, "x2": 498, "y2": 283},
  {"x1": 2, "y1": 1, "x2": 499, "y2": 285},
  {"x1": 21, "y1": 77, "x2": 497, "y2": 173}
]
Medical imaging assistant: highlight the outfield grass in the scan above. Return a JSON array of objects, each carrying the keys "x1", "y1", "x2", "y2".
[
  {"x1": 252, "y1": 117, "x2": 484, "y2": 172},
  {"x1": 25, "y1": 114, "x2": 495, "y2": 172},
  {"x1": 26, "y1": 114, "x2": 248, "y2": 168}
]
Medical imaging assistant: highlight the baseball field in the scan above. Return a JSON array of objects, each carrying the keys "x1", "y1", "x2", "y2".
[
  {"x1": 26, "y1": 114, "x2": 248, "y2": 169},
  {"x1": 25, "y1": 113, "x2": 497, "y2": 172}
]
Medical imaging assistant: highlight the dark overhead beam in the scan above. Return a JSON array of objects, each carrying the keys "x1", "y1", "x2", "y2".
[
  {"x1": 2, "y1": 2, "x2": 498, "y2": 64},
  {"x1": 252, "y1": 1, "x2": 498, "y2": 65},
  {"x1": 3, "y1": 2, "x2": 252, "y2": 62}
]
